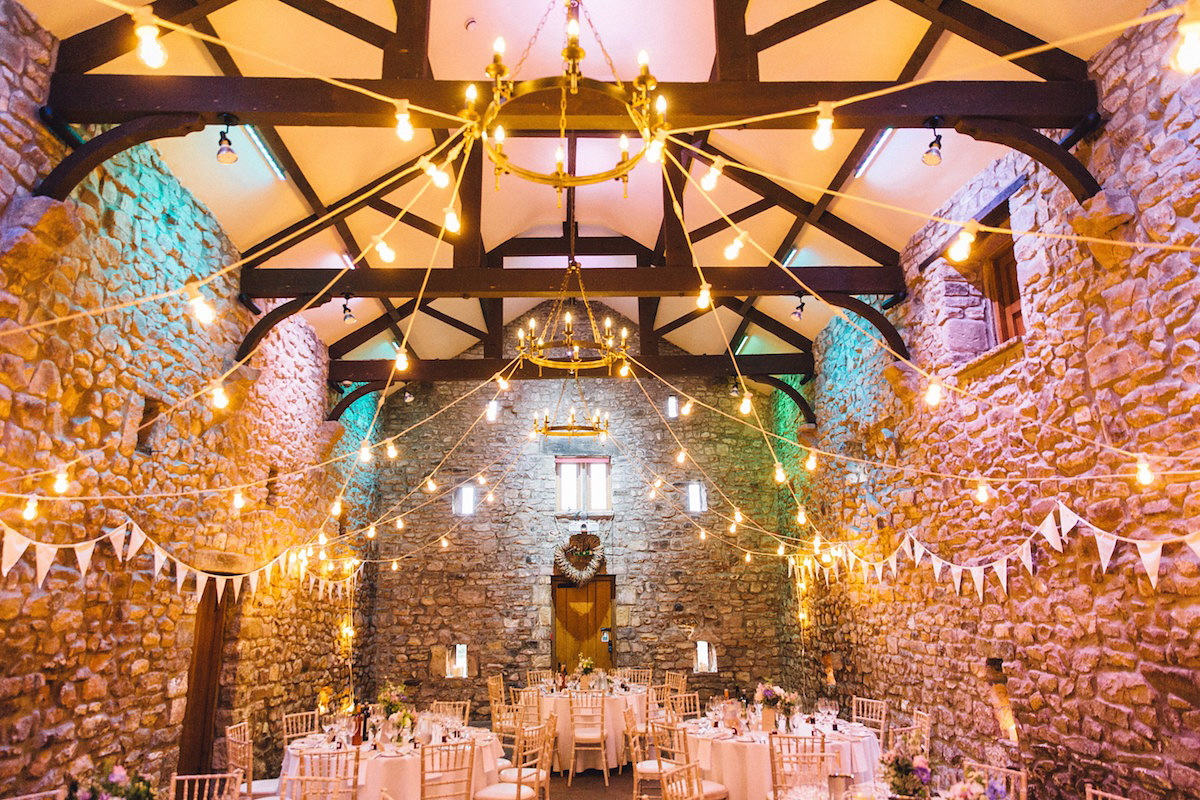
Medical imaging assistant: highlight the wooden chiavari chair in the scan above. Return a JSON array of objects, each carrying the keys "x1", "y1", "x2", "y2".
[
  {"x1": 421, "y1": 740, "x2": 476, "y2": 800},
  {"x1": 851, "y1": 696, "x2": 888, "y2": 741},
  {"x1": 515, "y1": 687, "x2": 542, "y2": 726},
  {"x1": 768, "y1": 733, "x2": 835, "y2": 800},
  {"x1": 660, "y1": 763, "x2": 705, "y2": 800},
  {"x1": 276, "y1": 775, "x2": 341, "y2": 800},
  {"x1": 886, "y1": 708, "x2": 931, "y2": 753},
  {"x1": 665, "y1": 692, "x2": 701, "y2": 721},
  {"x1": 496, "y1": 722, "x2": 551, "y2": 800},
  {"x1": 169, "y1": 772, "x2": 242, "y2": 800},
  {"x1": 663, "y1": 671, "x2": 687, "y2": 695},
  {"x1": 623, "y1": 705, "x2": 663, "y2": 798},
  {"x1": 432, "y1": 700, "x2": 472, "y2": 726},
  {"x1": 527, "y1": 670, "x2": 554, "y2": 688},
  {"x1": 651, "y1": 721, "x2": 729, "y2": 800},
  {"x1": 283, "y1": 710, "x2": 320, "y2": 745},
  {"x1": 566, "y1": 690, "x2": 609, "y2": 786},
  {"x1": 626, "y1": 668, "x2": 654, "y2": 686},
  {"x1": 962, "y1": 761, "x2": 1028, "y2": 800},
  {"x1": 299, "y1": 747, "x2": 361, "y2": 800}
]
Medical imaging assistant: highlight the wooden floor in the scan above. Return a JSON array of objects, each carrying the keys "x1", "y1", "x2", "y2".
[{"x1": 552, "y1": 767, "x2": 635, "y2": 800}]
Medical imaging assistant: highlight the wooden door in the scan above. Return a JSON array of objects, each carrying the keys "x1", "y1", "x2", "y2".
[
  {"x1": 552, "y1": 577, "x2": 614, "y2": 672},
  {"x1": 177, "y1": 578, "x2": 230, "y2": 774}
]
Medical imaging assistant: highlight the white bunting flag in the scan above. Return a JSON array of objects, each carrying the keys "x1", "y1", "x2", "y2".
[
  {"x1": 175, "y1": 562, "x2": 190, "y2": 595},
  {"x1": 126, "y1": 523, "x2": 146, "y2": 561},
  {"x1": 860, "y1": 559, "x2": 870, "y2": 582},
  {"x1": 1039, "y1": 512, "x2": 1062, "y2": 552},
  {"x1": 265, "y1": 560, "x2": 275, "y2": 585},
  {"x1": 887, "y1": 552, "x2": 898, "y2": 577},
  {"x1": 152, "y1": 546, "x2": 167, "y2": 579},
  {"x1": 912, "y1": 540, "x2": 926, "y2": 568},
  {"x1": 950, "y1": 564, "x2": 963, "y2": 594},
  {"x1": 231, "y1": 575, "x2": 242, "y2": 602},
  {"x1": 2, "y1": 525, "x2": 30, "y2": 577},
  {"x1": 969, "y1": 565, "x2": 985, "y2": 601},
  {"x1": 874, "y1": 561, "x2": 885, "y2": 583},
  {"x1": 1136, "y1": 540, "x2": 1163, "y2": 589},
  {"x1": 74, "y1": 541, "x2": 96, "y2": 577},
  {"x1": 830, "y1": 557, "x2": 839, "y2": 579},
  {"x1": 195, "y1": 572, "x2": 210, "y2": 603},
  {"x1": 1057, "y1": 501, "x2": 1080, "y2": 537},
  {"x1": 931, "y1": 556, "x2": 945, "y2": 581},
  {"x1": 1095, "y1": 533, "x2": 1118, "y2": 573},
  {"x1": 993, "y1": 558, "x2": 1008, "y2": 596},
  {"x1": 1184, "y1": 531, "x2": 1200, "y2": 561},
  {"x1": 108, "y1": 522, "x2": 129, "y2": 562},
  {"x1": 900, "y1": 537, "x2": 913, "y2": 562},
  {"x1": 1019, "y1": 540, "x2": 1033, "y2": 576},
  {"x1": 248, "y1": 570, "x2": 259, "y2": 596},
  {"x1": 215, "y1": 576, "x2": 227, "y2": 603},
  {"x1": 821, "y1": 566, "x2": 830, "y2": 584},
  {"x1": 34, "y1": 542, "x2": 56, "y2": 587}
]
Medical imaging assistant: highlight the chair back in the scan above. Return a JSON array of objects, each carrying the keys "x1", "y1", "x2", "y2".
[
  {"x1": 568, "y1": 690, "x2": 605, "y2": 733},
  {"x1": 515, "y1": 687, "x2": 542, "y2": 725},
  {"x1": 650, "y1": 721, "x2": 692, "y2": 770},
  {"x1": 851, "y1": 696, "x2": 888, "y2": 738},
  {"x1": 487, "y1": 675, "x2": 506, "y2": 708},
  {"x1": 493, "y1": 703, "x2": 522, "y2": 732},
  {"x1": 660, "y1": 762, "x2": 704, "y2": 800},
  {"x1": 963, "y1": 760, "x2": 1028, "y2": 800},
  {"x1": 887, "y1": 708, "x2": 932, "y2": 753},
  {"x1": 527, "y1": 669, "x2": 554, "y2": 688},
  {"x1": 768, "y1": 733, "x2": 832, "y2": 794},
  {"x1": 432, "y1": 700, "x2": 471, "y2": 726},
  {"x1": 666, "y1": 692, "x2": 701, "y2": 721},
  {"x1": 299, "y1": 748, "x2": 361, "y2": 800},
  {"x1": 510, "y1": 722, "x2": 548, "y2": 785},
  {"x1": 1086, "y1": 785, "x2": 1131, "y2": 800},
  {"x1": 663, "y1": 671, "x2": 687, "y2": 694},
  {"x1": 647, "y1": 685, "x2": 671, "y2": 721},
  {"x1": 627, "y1": 668, "x2": 654, "y2": 686},
  {"x1": 421, "y1": 740, "x2": 477, "y2": 800},
  {"x1": 623, "y1": 706, "x2": 646, "y2": 763},
  {"x1": 5, "y1": 792, "x2": 66, "y2": 800},
  {"x1": 277, "y1": 775, "x2": 342, "y2": 800},
  {"x1": 170, "y1": 772, "x2": 242, "y2": 800},
  {"x1": 227, "y1": 721, "x2": 254, "y2": 788},
  {"x1": 284, "y1": 710, "x2": 320, "y2": 743}
]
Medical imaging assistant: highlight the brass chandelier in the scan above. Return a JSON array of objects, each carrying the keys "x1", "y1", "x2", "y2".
[{"x1": 516, "y1": 261, "x2": 629, "y2": 375}]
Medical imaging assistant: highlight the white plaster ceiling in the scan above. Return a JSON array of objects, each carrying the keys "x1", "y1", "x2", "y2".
[{"x1": 23, "y1": 0, "x2": 1149, "y2": 367}]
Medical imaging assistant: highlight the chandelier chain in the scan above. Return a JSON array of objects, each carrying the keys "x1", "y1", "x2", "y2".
[
  {"x1": 512, "y1": 0, "x2": 560, "y2": 78},
  {"x1": 579, "y1": 1, "x2": 624, "y2": 89}
]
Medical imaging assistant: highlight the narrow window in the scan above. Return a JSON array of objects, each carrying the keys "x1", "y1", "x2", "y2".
[
  {"x1": 694, "y1": 640, "x2": 717, "y2": 673},
  {"x1": 686, "y1": 481, "x2": 708, "y2": 513},
  {"x1": 136, "y1": 397, "x2": 162, "y2": 454},
  {"x1": 556, "y1": 457, "x2": 612, "y2": 513},
  {"x1": 446, "y1": 644, "x2": 468, "y2": 678},
  {"x1": 666, "y1": 394, "x2": 679, "y2": 418},
  {"x1": 453, "y1": 485, "x2": 477, "y2": 516},
  {"x1": 486, "y1": 399, "x2": 499, "y2": 423},
  {"x1": 984, "y1": 242, "x2": 1024, "y2": 345}
]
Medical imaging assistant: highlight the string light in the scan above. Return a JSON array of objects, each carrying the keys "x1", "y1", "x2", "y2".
[
  {"x1": 496, "y1": 374, "x2": 510, "y2": 390},
  {"x1": 724, "y1": 231, "x2": 748, "y2": 261},
  {"x1": 734, "y1": 509, "x2": 743, "y2": 523},
  {"x1": 729, "y1": 522, "x2": 737, "y2": 533},
  {"x1": 1136, "y1": 458, "x2": 1155, "y2": 486},
  {"x1": 947, "y1": 220, "x2": 979, "y2": 263},
  {"x1": 777, "y1": 543, "x2": 786, "y2": 556},
  {"x1": 699, "y1": 529, "x2": 707, "y2": 541},
  {"x1": 1171, "y1": 0, "x2": 1200, "y2": 73},
  {"x1": 318, "y1": 532, "x2": 327, "y2": 545},
  {"x1": 796, "y1": 506, "x2": 807, "y2": 525},
  {"x1": 359, "y1": 443, "x2": 373, "y2": 462},
  {"x1": 22, "y1": 497, "x2": 38, "y2": 521},
  {"x1": 132, "y1": 7, "x2": 167, "y2": 69},
  {"x1": 211, "y1": 384, "x2": 229, "y2": 410},
  {"x1": 739, "y1": 392, "x2": 752, "y2": 415},
  {"x1": 318, "y1": 548, "x2": 327, "y2": 561},
  {"x1": 804, "y1": 451, "x2": 817, "y2": 471},
  {"x1": 619, "y1": 361, "x2": 631, "y2": 377},
  {"x1": 394, "y1": 347, "x2": 409, "y2": 370},
  {"x1": 813, "y1": 533, "x2": 821, "y2": 552},
  {"x1": 232, "y1": 491, "x2": 245, "y2": 511},
  {"x1": 486, "y1": 491, "x2": 495, "y2": 504},
  {"x1": 676, "y1": 449, "x2": 687, "y2": 464},
  {"x1": 648, "y1": 487, "x2": 657, "y2": 499},
  {"x1": 330, "y1": 497, "x2": 343, "y2": 517},
  {"x1": 396, "y1": 517, "x2": 405, "y2": 530},
  {"x1": 426, "y1": 477, "x2": 438, "y2": 492},
  {"x1": 386, "y1": 442, "x2": 398, "y2": 459},
  {"x1": 974, "y1": 477, "x2": 991, "y2": 504},
  {"x1": 391, "y1": 560, "x2": 398, "y2": 571},
  {"x1": 700, "y1": 156, "x2": 725, "y2": 192},
  {"x1": 53, "y1": 469, "x2": 68, "y2": 495},
  {"x1": 443, "y1": 208, "x2": 461, "y2": 233},
  {"x1": 185, "y1": 283, "x2": 215, "y2": 326},
  {"x1": 476, "y1": 474, "x2": 487, "y2": 486},
  {"x1": 681, "y1": 398, "x2": 694, "y2": 416},
  {"x1": 394, "y1": 100, "x2": 414, "y2": 141},
  {"x1": 374, "y1": 238, "x2": 396, "y2": 263},
  {"x1": 440, "y1": 536, "x2": 449, "y2": 548},
  {"x1": 426, "y1": 162, "x2": 451, "y2": 189},
  {"x1": 367, "y1": 524, "x2": 376, "y2": 539},
  {"x1": 774, "y1": 463, "x2": 786, "y2": 483},
  {"x1": 653, "y1": 477, "x2": 663, "y2": 488},
  {"x1": 924, "y1": 378, "x2": 943, "y2": 407},
  {"x1": 696, "y1": 282, "x2": 712, "y2": 309},
  {"x1": 744, "y1": 551, "x2": 752, "y2": 563},
  {"x1": 812, "y1": 102, "x2": 835, "y2": 151}
]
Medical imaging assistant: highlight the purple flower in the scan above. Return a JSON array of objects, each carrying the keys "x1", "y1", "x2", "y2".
[
  {"x1": 107, "y1": 765, "x2": 129, "y2": 786},
  {"x1": 986, "y1": 779, "x2": 1008, "y2": 800},
  {"x1": 914, "y1": 765, "x2": 931, "y2": 785},
  {"x1": 79, "y1": 790, "x2": 93, "y2": 800}
]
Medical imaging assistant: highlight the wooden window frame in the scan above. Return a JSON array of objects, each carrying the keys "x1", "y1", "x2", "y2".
[{"x1": 555, "y1": 456, "x2": 612, "y2": 514}]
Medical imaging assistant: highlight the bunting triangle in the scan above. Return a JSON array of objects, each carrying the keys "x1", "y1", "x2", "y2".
[
  {"x1": 821, "y1": 566, "x2": 830, "y2": 584},
  {"x1": 1019, "y1": 540, "x2": 1033, "y2": 576},
  {"x1": 950, "y1": 564, "x2": 963, "y2": 594},
  {"x1": 34, "y1": 542, "x2": 56, "y2": 587},
  {"x1": 1095, "y1": 533, "x2": 1117, "y2": 573},
  {"x1": 860, "y1": 559, "x2": 870, "y2": 582},
  {"x1": 248, "y1": 570, "x2": 259, "y2": 596},
  {"x1": 874, "y1": 561, "x2": 884, "y2": 583},
  {"x1": 993, "y1": 558, "x2": 1008, "y2": 596},
  {"x1": 931, "y1": 555, "x2": 945, "y2": 581},
  {"x1": 74, "y1": 541, "x2": 96, "y2": 577},
  {"x1": 1187, "y1": 532, "x2": 1200, "y2": 562},
  {"x1": 108, "y1": 522, "x2": 129, "y2": 562},
  {"x1": 152, "y1": 546, "x2": 167, "y2": 579},
  {"x1": 2, "y1": 524, "x2": 30, "y2": 577},
  {"x1": 195, "y1": 572, "x2": 210, "y2": 603},
  {"x1": 912, "y1": 540, "x2": 926, "y2": 568},
  {"x1": 126, "y1": 523, "x2": 146, "y2": 561},
  {"x1": 215, "y1": 576, "x2": 227, "y2": 603},
  {"x1": 886, "y1": 552, "x2": 898, "y2": 576},
  {"x1": 969, "y1": 565, "x2": 985, "y2": 601},
  {"x1": 900, "y1": 537, "x2": 913, "y2": 561},
  {"x1": 1136, "y1": 540, "x2": 1163, "y2": 589},
  {"x1": 1057, "y1": 502, "x2": 1080, "y2": 537},
  {"x1": 265, "y1": 560, "x2": 275, "y2": 585},
  {"x1": 1039, "y1": 512, "x2": 1062, "y2": 552},
  {"x1": 175, "y1": 561, "x2": 190, "y2": 595},
  {"x1": 231, "y1": 575, "x2": 242, "y2": 602}
]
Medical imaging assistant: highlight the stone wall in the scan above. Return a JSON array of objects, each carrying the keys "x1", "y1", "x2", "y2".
[
  {"x1": 363, "y1": 313, "x2": 792, "y2": 713},
  {"x1": 0, "y1": 1, "x2": 376, "y2": 790},
  {"x1": 780, "y1": 5, "x2": 1200, "y2": 799}
]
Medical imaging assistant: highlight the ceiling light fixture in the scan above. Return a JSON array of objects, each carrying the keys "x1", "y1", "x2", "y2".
[
  {"x1": 724, "y1": 231, "x2": 748, "y2": 261},
  {"x1": 215, "y1": 116, "x2": 238, "y2": 165},
  {"x1": 394, "y1": 99, "x2": 414, "y2": 141},
  {"x1": 922, "y1": 117, "x2": 943, "y2": 167},
  {"x1": 243, "y1": 124, "x2": 286, "y2": 180},
  {"x1": 1171, "y1": 0, "x2": 1200, "y2": 73},
  {"x1": 812, "y1": 102, "x2": 835, "y2": 151},
  {"x1": 517, "y1": 262, "x2": 628, "y2": 374},
  {"x1": 341, "y1": 295, "x2": 356, "y2": 325},
  {"x1": 696, "y1": 282, "x2": 712, "y2": 309},
  {"x1": 374, "y1": 238, "x2": 396, "y2": 263},
  {"x1": 132, "y1": 7, "x2": 167, "y2": 68},
  {"x1": 700, "y1": 156, "x2": 725, "y2": 192},
  {"x1": 854, "y1": 128, "x2": 893, "y2": 178},
  {"x1": 947, "y1": 220, "x2": 980, "y2": 263}
]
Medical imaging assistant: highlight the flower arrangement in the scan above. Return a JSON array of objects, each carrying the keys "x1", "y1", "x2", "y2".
[
  {"x1": 779, "y1": 690, "x2": 801, "y2": 717},
  {"x1": 754, "y1": 682, "x2": 786, "y2": 708},
  {"x1": 938, "y1": 772, "x2": 1007, "y2": 800},
  {"x1": 378, "y1": 679, "x2": 415, "y2": 729},
  {"x1": 67, "y1": 762, "x2": 156, "y2": 800},
  {"x1": 577, "y1": 655, "x2": 595, "y2": 675},
  {"x1": 880, "y1": 737, "x2": 932, "y2": 798}
]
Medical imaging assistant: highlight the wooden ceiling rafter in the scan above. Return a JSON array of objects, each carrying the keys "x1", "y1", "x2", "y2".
[
  {"x1": 326, "y1": 298, "x2": 420, "y2": 360},
  {"x1": 713, "y1": 296, "x2": 813, "y2": 353},
  {"x1": 749, "y1": 0, "x2": 874, "y2": 52},
  {"x1": 275, "y1": 0, "x2": 392, "y2": 49}
]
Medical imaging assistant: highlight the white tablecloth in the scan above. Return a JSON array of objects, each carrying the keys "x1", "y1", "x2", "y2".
[
  {"x1": 539, "y1": 689, "x2": 647, "y2": 770},
  {"x1": 685, "y1": 721, "x2": 879, "y2": 800},
  {"x1": 281, "y1": 730, "x2": 503, "y2": 800}
]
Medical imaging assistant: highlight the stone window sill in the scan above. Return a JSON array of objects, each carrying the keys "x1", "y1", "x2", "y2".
[
  {"x1": 953, "y1": 336, "x2": 1024, "y2": 383},
  {"x1": 555, "y1": 512, "x2": 614, "y2": 520}
]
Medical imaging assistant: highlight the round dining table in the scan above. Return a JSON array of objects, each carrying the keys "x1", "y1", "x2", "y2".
[
  {"x1": 683, "y1": 719, "x2": 880, "y2": 800},
  {"x1": 538, "y1": 686, "x2": 648, "y2": 770},
  {"x1": 281, "y1": 728, "x2": 504, "y2": 800}
]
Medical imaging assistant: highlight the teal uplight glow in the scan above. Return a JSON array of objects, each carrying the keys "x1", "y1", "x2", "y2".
[{"x1": 244, "y1": 125, "x2": 286, "y2": 180}]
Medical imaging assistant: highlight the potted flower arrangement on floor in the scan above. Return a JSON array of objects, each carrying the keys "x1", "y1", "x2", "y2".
[
  {"x1": 880, "y1": 733, "x2": 932, "y2": 799},
  {"x1": 67, "y1": 762, "x2": 156, "y2": 800}
]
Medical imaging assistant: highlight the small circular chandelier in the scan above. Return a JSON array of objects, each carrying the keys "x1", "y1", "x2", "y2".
[
  {"x1": 516, "y1": 261, "x2": 629, "y2": 374},
  {"x1": 534, "y1": 404, "x2": 610, "y2": 440},
  {"x1": 466, "y1": 0, "x2": 668, "y2": 204}
]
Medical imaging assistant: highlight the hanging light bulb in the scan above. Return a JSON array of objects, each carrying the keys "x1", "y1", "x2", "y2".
[
  {"x1": 777, "y1": 543, "x2": 785, "y2": 556},
  {"x1": 734, "y1": 509, "x2": 743, "y2": 523},
  {"x1": 386, "y1": 441, "x2": 398, "y2": 459},
  {"x1": 496, "y1": 374, "x2": 510, "y2": 390},
  {"x1": 796, "y1": 506, "x2": 807, "y2": 525},
  {"x1": 696, "y1": 282, "x2": 712, "y2": 309},
  {"x1": 1136, "y1": 458, "x2": 1155, "y2": 486},
  {"x1": 426, "y1": 163, "x2": 451, "y2": 189},
  {"x1": 318, "y1": 548, "x2": 327, "y2": 561},
  {"x1": 211, "y1": 384, "x2": 229, "y2": 410},
  {"x1": 132, "y1": 7, "x2": 167, "y2": 69},
  {"x1": 744, "y1": 551, "x2": 752, "y2": 563},
  {"x1": 426, "y1": 477, "x2": 437, "y2": 492},
  {"x1": 813, "y1": 533, "x2": 821, "y2": 553},
  {"x1": 739, "y1": 392, "x2": 752, "y2": 415},
  {"x1": 1171, "y1": 0, "x2": 1200, "y2": 73},
  {"x1": 49, "y1": 467, "x2": 69, "y2": 495},
  {"x1": 676, "y1": 449, "x2": 687, "y2": 464},
  {"x1": 22, "y1": 496, "x2": 38, "y2": 521},
  {"x1": 342, "y1": 297, "x2": 356, "y2": 326},
  {"x1": 804, "y1": 451, "x2": 817, "y2": 471},
  {"x1": 318, "y1": 531, "x2": 328, "y2": 546},
  {"x1": 699, "y1": 529, "x2": 707, "y2": 541},
  {"x1": 812, "y1": 102, "x2": 835, "y2": 151},
  {"x1": 923, "y1": 378, "x2": 943, "y2": 407},
  {"x1": 486, "y1": 491, "x2": 495, "y2": 504},
  {"x1": 330, "y1": 497, "x2": 343, "y2": 517},
  {"x1": 648, "y1": 487, "x2": 657, "y2": 499},
  {"x1": 230, "y1": 490, "x2": 245, "y2": 511},
  {"x1": 374, "y1": 238, "x2": 396, "y2": 263},
  {"x1": 974, "y1": 476, "x2": 991, "y2": 504},
  {"x1": 947, "y1": 220, "x2": 979, "y2": 263},
  {"x1": 681, "y1": 398, "x2": 694, "y2": 416},
  {"x1": 653, "y1": 477, "x2": 664, "y2": 488},
  {"x1": 922, "y1": 132, "x2": 943, "y2": 167},
  {"x1": 618, "y1": 361, "x2": 630, "y2": 377},
  {"x1": 729, "y1": 522, "x2": 738, "y2": 533},
  {"x1": 724, "y1": 231, "x2": 748, "y2": 261},
  {"x1": 395, "y1": 347, "x2": 409, "y2": 371},
  {"x1": 184, "y1": 282, "x2": 216, "y2": 326},
  {"x1": 216, "y1": 125, "x2": 238, "y2": 165},
  {"x1": 646, "y1": 130, "x2": 666, "y2": 163},
  {"x1": 396, "y1": 516, "x2": 406, "y2": 530},
  {"x1": 391, "y1": 560, "x2": 399, "y2": 571},
  {"x1": 367, "y1": 524, "x2": 376, "y2": 539},
  {"x1": 700, "y1": 156, "x2": 725, "y2": 192},
  {"x1": 440, "y1": 536, "x2": 449, "y2": 548},
  {"x1": 774, "y1": 463, "x2": 786, "y2": 483},
  {"x1": 394, "y1": 100, "x2": 414, "y2": 141},
  {"x1": 444, "y1": 208, "x2": 461, "y2": 233},
  {"x1": 359, "y1": 443, "x2": 372, "y2": 462}
]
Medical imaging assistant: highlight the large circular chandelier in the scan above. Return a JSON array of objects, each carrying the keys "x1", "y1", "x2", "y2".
[
  {"x1": 516, "y1": 261, "x2": 629, "y2": 375},
  {"x1": 468, "y1": 1, "x2": 668, "y2": 203}
]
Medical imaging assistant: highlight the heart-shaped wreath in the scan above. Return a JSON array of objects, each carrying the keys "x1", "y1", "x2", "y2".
[{"x1": 554, "y1": 541, "x2": 605, "y2": 585}]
